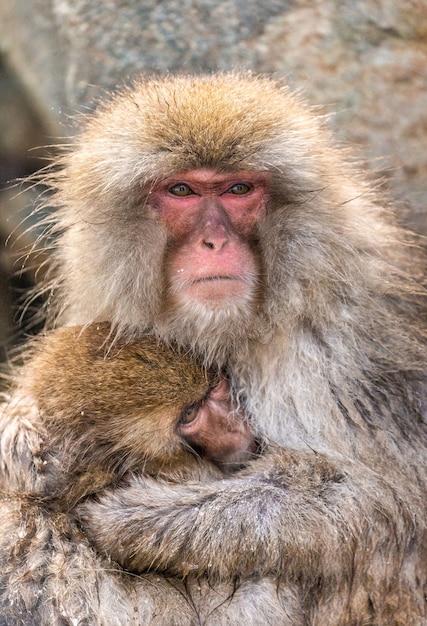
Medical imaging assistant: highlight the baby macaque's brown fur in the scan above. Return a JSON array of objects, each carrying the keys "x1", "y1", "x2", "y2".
[{"x1": 4, "y1": 322, "x2": 255, "y2": 500}]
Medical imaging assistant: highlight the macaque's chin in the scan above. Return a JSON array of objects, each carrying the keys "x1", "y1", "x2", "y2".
[
  {"x1": 157, "y1": 279, "x2": 260, "y2": 356},
  {"x1": 181, "y1": 277, "x2": 252, "y2": 305},
  {"x1": 166, "y1": 271, "x2": 258, "y2": 311}
]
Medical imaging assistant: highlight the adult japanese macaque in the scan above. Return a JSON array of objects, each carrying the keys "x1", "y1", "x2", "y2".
[
  {"x1": 1, "y1": 323, "x2": 300, "y2": 625},
  {"x1": 1, "y1": 73, "x2": 426, "y2": 625}
]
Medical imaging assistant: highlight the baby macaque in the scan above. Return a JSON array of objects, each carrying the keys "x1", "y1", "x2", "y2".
[{"x1": 6, "y1": 322, "x2": 256, "y2": 505}]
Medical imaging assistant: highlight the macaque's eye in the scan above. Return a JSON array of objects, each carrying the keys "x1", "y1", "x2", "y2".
[
  {"x1": 227, "y1": 183, "x2": 251, "y2": 195},
  {"x1": 179, "y1": 403, "x2": 199, "y2": 424},
  {"x1": 169, "y1": 183, "x2": 194, "y2": 196}
]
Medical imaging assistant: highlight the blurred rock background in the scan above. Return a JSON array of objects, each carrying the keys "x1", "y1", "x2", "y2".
[{"x1": 0, "y1": 0, "x2": 426, "y2": 361}]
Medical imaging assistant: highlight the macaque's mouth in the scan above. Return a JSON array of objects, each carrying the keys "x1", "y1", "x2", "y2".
[
  {"x1": 193, "y1": 276, "x2": 242, "y2": 283},
  {"x1": 171, "y1": 275, "x2": 250, "y2": 302}
]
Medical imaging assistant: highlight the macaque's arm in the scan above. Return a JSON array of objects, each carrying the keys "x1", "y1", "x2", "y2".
[{"x1": 77, "y1": 449, "x2": 407, "y2": 582}]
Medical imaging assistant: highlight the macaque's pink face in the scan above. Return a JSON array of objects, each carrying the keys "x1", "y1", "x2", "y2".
[
  {"x1": 178, "y1": 377, "x2": 256, "y2": 467},
  {"x1": 150, "y1": 169, "x2": 270, "y2": 308}
]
